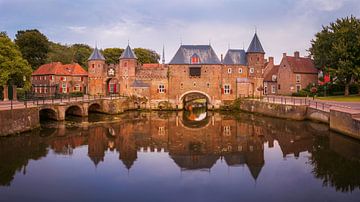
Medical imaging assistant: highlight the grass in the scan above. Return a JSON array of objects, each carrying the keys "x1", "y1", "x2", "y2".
[{"x1": 317, "y1": 95, "x2": 360, "y2": 102}]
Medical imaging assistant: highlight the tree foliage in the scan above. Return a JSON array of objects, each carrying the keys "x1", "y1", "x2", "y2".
[
  {"x1": 310, "y1": 16, "x2": 360, "y2": 95},
  {"x1": 47, "y1": 43, "x2": 92, "y2": 70},
  {"x1": 0, "y1": 33, "x2": 32, "y2": 89},
  {"x1": 134, "y1": 48, "x2": 160, "y2": 64},
  {"x1": 102, "y1": 48, "x2": 123, "y2": 64},
  {"x1": 15, "y1": 29, "x2": 50, "y2": 70}
]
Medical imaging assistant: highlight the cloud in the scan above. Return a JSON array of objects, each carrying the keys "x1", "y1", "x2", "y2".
[{"x1": 299, "y1": 0, "x2": 346, "y2": 11}]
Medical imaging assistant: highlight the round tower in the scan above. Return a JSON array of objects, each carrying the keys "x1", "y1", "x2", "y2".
[{"x1": 88, "y1": 47, "x2": 106, "y2": 95}]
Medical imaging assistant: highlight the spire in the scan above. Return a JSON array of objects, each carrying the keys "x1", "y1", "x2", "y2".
[
  {"x1": 88, "y1": 46, "x2": 105, "y2": 61},
  {"x1": 162, "y1": 45, "x2": 165, "y2": 64},
  {"x1": 120, "y1": 45, "x2": 137, "y2": 59},
  {"x1": 247, "y1": 32, "x2": 265, "y2": 54}
]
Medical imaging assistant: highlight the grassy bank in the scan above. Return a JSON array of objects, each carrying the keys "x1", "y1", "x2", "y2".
[{"x1": 317, "y1": 95, "x2": 360, "y2": 102}]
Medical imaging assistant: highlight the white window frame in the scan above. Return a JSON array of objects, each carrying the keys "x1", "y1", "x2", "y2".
[
  {"x1": 239, "y1": 68, "x2": 243, "y2": 74},
  {"x1": 227, "y1": 68, "x2": 232, "y2": 74},
  {"x1": 223, "y1": 125, "x2": 231, "y2": 136},
  {"x1": 296, "y1": 74, "x2": 301, "y2": 83},
  {"x1": 62, "y1": 83, "x2": 67, "y2": 93},
  {"x1": 271, "y1": 85, "x2": 276, "y2": 94},
  {"x1": 224, "y1": 84, "x2": 231, "y2": 94},
  {"x1": 272, "y1": 75, "x2": 277, "y2": 81},
  {"x1": 75, "y1": 84, "x2": 81, "y2": 92},
  {"x1": 158, "y1": 84, "x2": 165, "y2": 93},
  {"x1": 250, "y1": 68, "x2": 254, "y2": 73},
  {"x1": 296, "y1": 84, "x2": 301, "y2": 93},
  {"x1": 264, "y1": 86, "x2": 268, "y2": 94}
]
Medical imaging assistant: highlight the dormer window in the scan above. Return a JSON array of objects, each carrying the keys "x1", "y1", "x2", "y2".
[
  {"x1": 190, "y1": 54, "x2": 200, "y2": 64},
  {"x1": 272, "y1": 75, "x2": 277, "y2": 81}
]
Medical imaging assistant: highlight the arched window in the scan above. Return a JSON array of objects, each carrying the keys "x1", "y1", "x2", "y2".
[{"x1": 190, "y1": 53, "x2": 200, "y2": 64}]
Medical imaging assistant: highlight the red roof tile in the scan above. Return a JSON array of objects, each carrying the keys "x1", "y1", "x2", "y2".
[
  {"x1": 264, "y1": 65, "x2": 279, "y2": 81},
  {"x1": 32, "y1": 62, "x2": 88, "y2": 76},
  {"x1": 286, "y1": 56, "x2": 318, "y2": 74}
]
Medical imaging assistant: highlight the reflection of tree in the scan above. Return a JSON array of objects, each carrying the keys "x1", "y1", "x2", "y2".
[
  {"x1": 0, "y1": 135, "x2": 48, "y2": 186},
  {"x1": 309, "y1": 136, "x2": 360, "y2": 192}
]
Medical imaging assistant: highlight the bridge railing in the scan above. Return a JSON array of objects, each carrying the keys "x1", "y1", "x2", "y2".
[
  {"x1": 1, "y1": 93, "x2": 128, "y2": 110},
  {"x1": 260, "y1": 95, "x2": 350, "y2": 112}
]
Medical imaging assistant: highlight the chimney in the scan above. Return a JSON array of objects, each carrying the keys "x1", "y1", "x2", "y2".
[
  {"x1": 268, "y1": 57, "x2": 274, "y2": 65},
  {"x1": 221, "y1": 54, "x2": 223, "y2": 63},
  {"x1": 283, "y1": 53, "x2": 287, "y2": 58},
  {"x1": 294, "y1": 51, "x2": 300, "y2": 58}
]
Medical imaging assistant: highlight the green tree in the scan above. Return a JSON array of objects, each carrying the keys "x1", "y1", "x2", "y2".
[
  {"x1": 71, "y1": 44, "x2": 92, "y2": 70},
  {"x1": 47, "y1": 42, "x2": 73, "y2": 64},
  {"x1": 134, "y1": 48, "x2": 160, "y2": 64},
  {"x1": 102, "y1": 48, "x2": 123, "y2": 64},
  {"x1": 310, "y1": 16, "x2": 360, "y2": 96},
  {"x1": 0, "y1": 33, "x2": 32, "y2": 89},
  {"x1": 14, "y1": 29, "x2": 50, "y2": 70}
]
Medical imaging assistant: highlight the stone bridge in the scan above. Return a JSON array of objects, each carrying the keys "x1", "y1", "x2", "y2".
[{"x1": 38, "y1": 97, "x2": 129, "y2": 121}]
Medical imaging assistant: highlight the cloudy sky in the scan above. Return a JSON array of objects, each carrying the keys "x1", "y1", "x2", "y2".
[{"x1": 0, "y1": 0, "x2": 359, "y2": 63}]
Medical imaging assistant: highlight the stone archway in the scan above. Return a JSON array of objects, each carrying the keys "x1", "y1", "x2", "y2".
[
  {"x1": 106, "y1": 78, "x2": 119, "y2": 95},
  {"x1": 65, "y1": 105, "x2": 83, "y2": 117},
  {"x1": 39, "y1": 108, "x2": 58, "y2": 121},
  {"x1": 88, "y1": 103, "x2": 102, "y2": 113},
  {"x1": 179, "y1": 90, "x2": 212, "y2": 110}
]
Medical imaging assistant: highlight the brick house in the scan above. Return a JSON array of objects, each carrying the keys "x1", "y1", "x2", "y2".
[
  {"x1": 88, "y1": 33, "x2": 266, "y2": 109},
  {"x1": 263, "y1": 57, "x2": 279, "y2": 95},
  {"x1": 31, "y1": 62, "x2": 88, "y2": 97},
  {"x1": 277, "y1": 52, "x2": 318, "y2": 95}
]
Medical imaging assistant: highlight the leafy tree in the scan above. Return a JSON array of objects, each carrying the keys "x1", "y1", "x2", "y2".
[
  {"x1": 15, "y1": 29, "x2": 50, "y2": 70},
  {"x1": 134, "y1": 48, "x2": 160, "y2": 64},
  {"x1": 102, "y1": 48, "x2": 123, "y2": 64},
  {"x1": 0, "y1": 33, "x2": 32, "y2": 89},
  {"x1": 47, "y1": 42, "x2": 73, "y2": 64},
  {"x1": 71, "y1": 44, "x2": 92, "y2": 70},
  {"x1": 310, "y1": 16, "x2": 360, "y2": 96}
]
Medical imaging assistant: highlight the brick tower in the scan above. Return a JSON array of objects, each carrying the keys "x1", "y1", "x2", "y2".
[
  {"x1": 88, "y1": 46, "x2": 106, "y2": 95},
  {"x1": 119, "y1": 45, "x2": 137, "y2": 95},
  {"x1": 246, "y1": 32, "x2": 265, "y2": 97}
]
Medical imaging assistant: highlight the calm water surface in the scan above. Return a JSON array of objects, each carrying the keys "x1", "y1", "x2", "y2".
[{"x1": 0, "y1": 111, "x2": 359, "y2": 202}]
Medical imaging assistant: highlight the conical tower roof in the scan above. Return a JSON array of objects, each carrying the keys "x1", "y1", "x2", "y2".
[
  {"x1": 247, "y1": 33, "x2": 265, "y2": 53},
  {"x1": 120, "y1": 45, "x2": 137, "y2": 59},
  {"x1": 88, "y1": 47, "x2": 105, "y2": 61}
]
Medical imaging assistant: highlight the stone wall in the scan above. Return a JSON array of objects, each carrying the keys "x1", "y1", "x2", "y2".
[
  {"x1": 306, "y1": 108, "x2": 330, "y2": 123},
  {"x1": 237, "y1": 99, "x2": 307, "y2": 120},
  {"x1": 0, "y1": 107, "x2": 40, "y2": 136},
  {"x1": 330, "y1": 109, "x2": 360, "y2": 140}
]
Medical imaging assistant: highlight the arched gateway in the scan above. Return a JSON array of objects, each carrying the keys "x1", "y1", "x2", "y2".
[{"x1": 179, "y1": 90, "x2": 212, "y2": 109}]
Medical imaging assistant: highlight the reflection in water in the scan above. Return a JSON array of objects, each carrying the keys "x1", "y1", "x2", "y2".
[{"x1": 0, "y1": 111, "x2": 359, "y2": 201}]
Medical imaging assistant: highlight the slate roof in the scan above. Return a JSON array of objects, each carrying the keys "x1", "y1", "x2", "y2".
[
  {"x1": 169, "y1": 45, "x2": 221, "y2": 64},
  {"x1": 247, "y1": 33, "x2": 265, "y2": 53},
  {"x1": 130, "y1": 80, "x2": 150, "y2": 88},
  {"x1": 32, "y1": 62, "x2": 88, "y2": 76},
  {"x1": 264, "y1": 65, "x2": 279, "y2": 82},
  {"x1": 285, "y1": 56, "x2": 318, "y2": 74},
  {"x1": 88, "y1": 47, "x2": 105, "y2": 61},
  {"x1": 223, "y1": 49, "x2": 247, "y2": 65},
  {"x1": 120, "y1": 45, "x2": 137, "y2": 59}
]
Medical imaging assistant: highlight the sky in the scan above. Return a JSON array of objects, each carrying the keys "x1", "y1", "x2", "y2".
[{"x1": 0, "y1": 0, "x2": 359, "y2": 63}]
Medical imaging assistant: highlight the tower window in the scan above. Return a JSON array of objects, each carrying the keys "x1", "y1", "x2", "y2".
[
  {"x1": 239, "y1": 68, "x2": 243, "y2": 74},
  {"x1": 227, "y1": 68, "x2": 232, "y2": 74},
  {"x1": 250, "y1": 68, "x2": 254, "y2": 73},
  {"x1": 224, "y1": 84, "x2": 231, "y2": 94},
  {"x1": 207, "y1": 83, "x2": 210, "y2": 88},
  {"x1": 190, "y1": 54, "x2": 200, "y2": 64},
  {"x1": 158, "y1": 84, "x2": 165, "y2": 93},
  {"x1": 189, "y1": 67, "x2": 201, "y2": 77}
]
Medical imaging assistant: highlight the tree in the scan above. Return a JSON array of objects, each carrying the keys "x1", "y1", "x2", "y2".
[
  {"x1": 0, "y1": 33, "x2": 32, "y2": 89},
  {"x1": 71, "y1": 44, "x2": 92, "y2": 70},
  {"x1": 102, "y1": 48, "x2": 123, "y2": 64},
  {"x1": 15, "y1": 29, "x2": 50, "y2": 70},
  {"x1": 47, "y1": 42, "x2": 73, "y2": 64},
  {"x1": 310, "y1": 16, "x2": 360, "y2": 96},
  {"x1": 134, "y1": 48, "x2": 160, "y2": 64}
]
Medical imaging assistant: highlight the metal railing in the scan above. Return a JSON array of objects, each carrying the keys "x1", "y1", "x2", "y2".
[
  {"x1": 260, "y1": 95, "x2": 350, "y2": 112},
  {"x1": 0, "y1": 93, "x2": 128, "y2": 111}
]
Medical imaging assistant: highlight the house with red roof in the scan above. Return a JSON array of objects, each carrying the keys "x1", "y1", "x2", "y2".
[
  {"x1": 31, "y1": 62, "x2": 88, "y2": 97},
  {"x1": 276, "y1": 51, "x2": 318, "y2": 95},
  {"x1": 263, "y1": 57, "x2": 279, "y2": 95}
]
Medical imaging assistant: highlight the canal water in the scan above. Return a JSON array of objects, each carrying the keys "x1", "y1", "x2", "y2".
[{"x1": 0, "y1": 111, "x2": 359, "y2": 202}]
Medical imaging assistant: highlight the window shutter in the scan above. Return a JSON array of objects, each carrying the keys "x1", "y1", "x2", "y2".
[
  {"x1": 67, "y1": 87, "x2": 69, "y2": 93},
  {"x1": 221, "y1": 88, "x2": 224, "y2": 94},
  {"x1": 230, "y1": 89, "x2": 233, "y2": 94},
  {"x1": 60, "y1": 87, "x2": 62, "y2": 93},
  {"x1": 157, "y1": 89, "x2": 159, "y2": 93},
  {"x1": 80, "y1": 86, "x2": 82, "y2": 91},
  {"x1": 164, "y1": 89, "x2": 166, "y2": 93}
]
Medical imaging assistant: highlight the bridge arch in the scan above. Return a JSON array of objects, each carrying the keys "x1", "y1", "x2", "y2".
[
  {"x1": 65, "y1": 105, "x2": 83, "y2": 117},
  {"x1": 39, "y1": 108, "x2": 58, "y2": 121},
  {"x1": 179, "y1": 90, "x2": 212, "y2": 109},
  {"x1": 88, "y1": 103, "x2": 102, "y2": 113}
]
